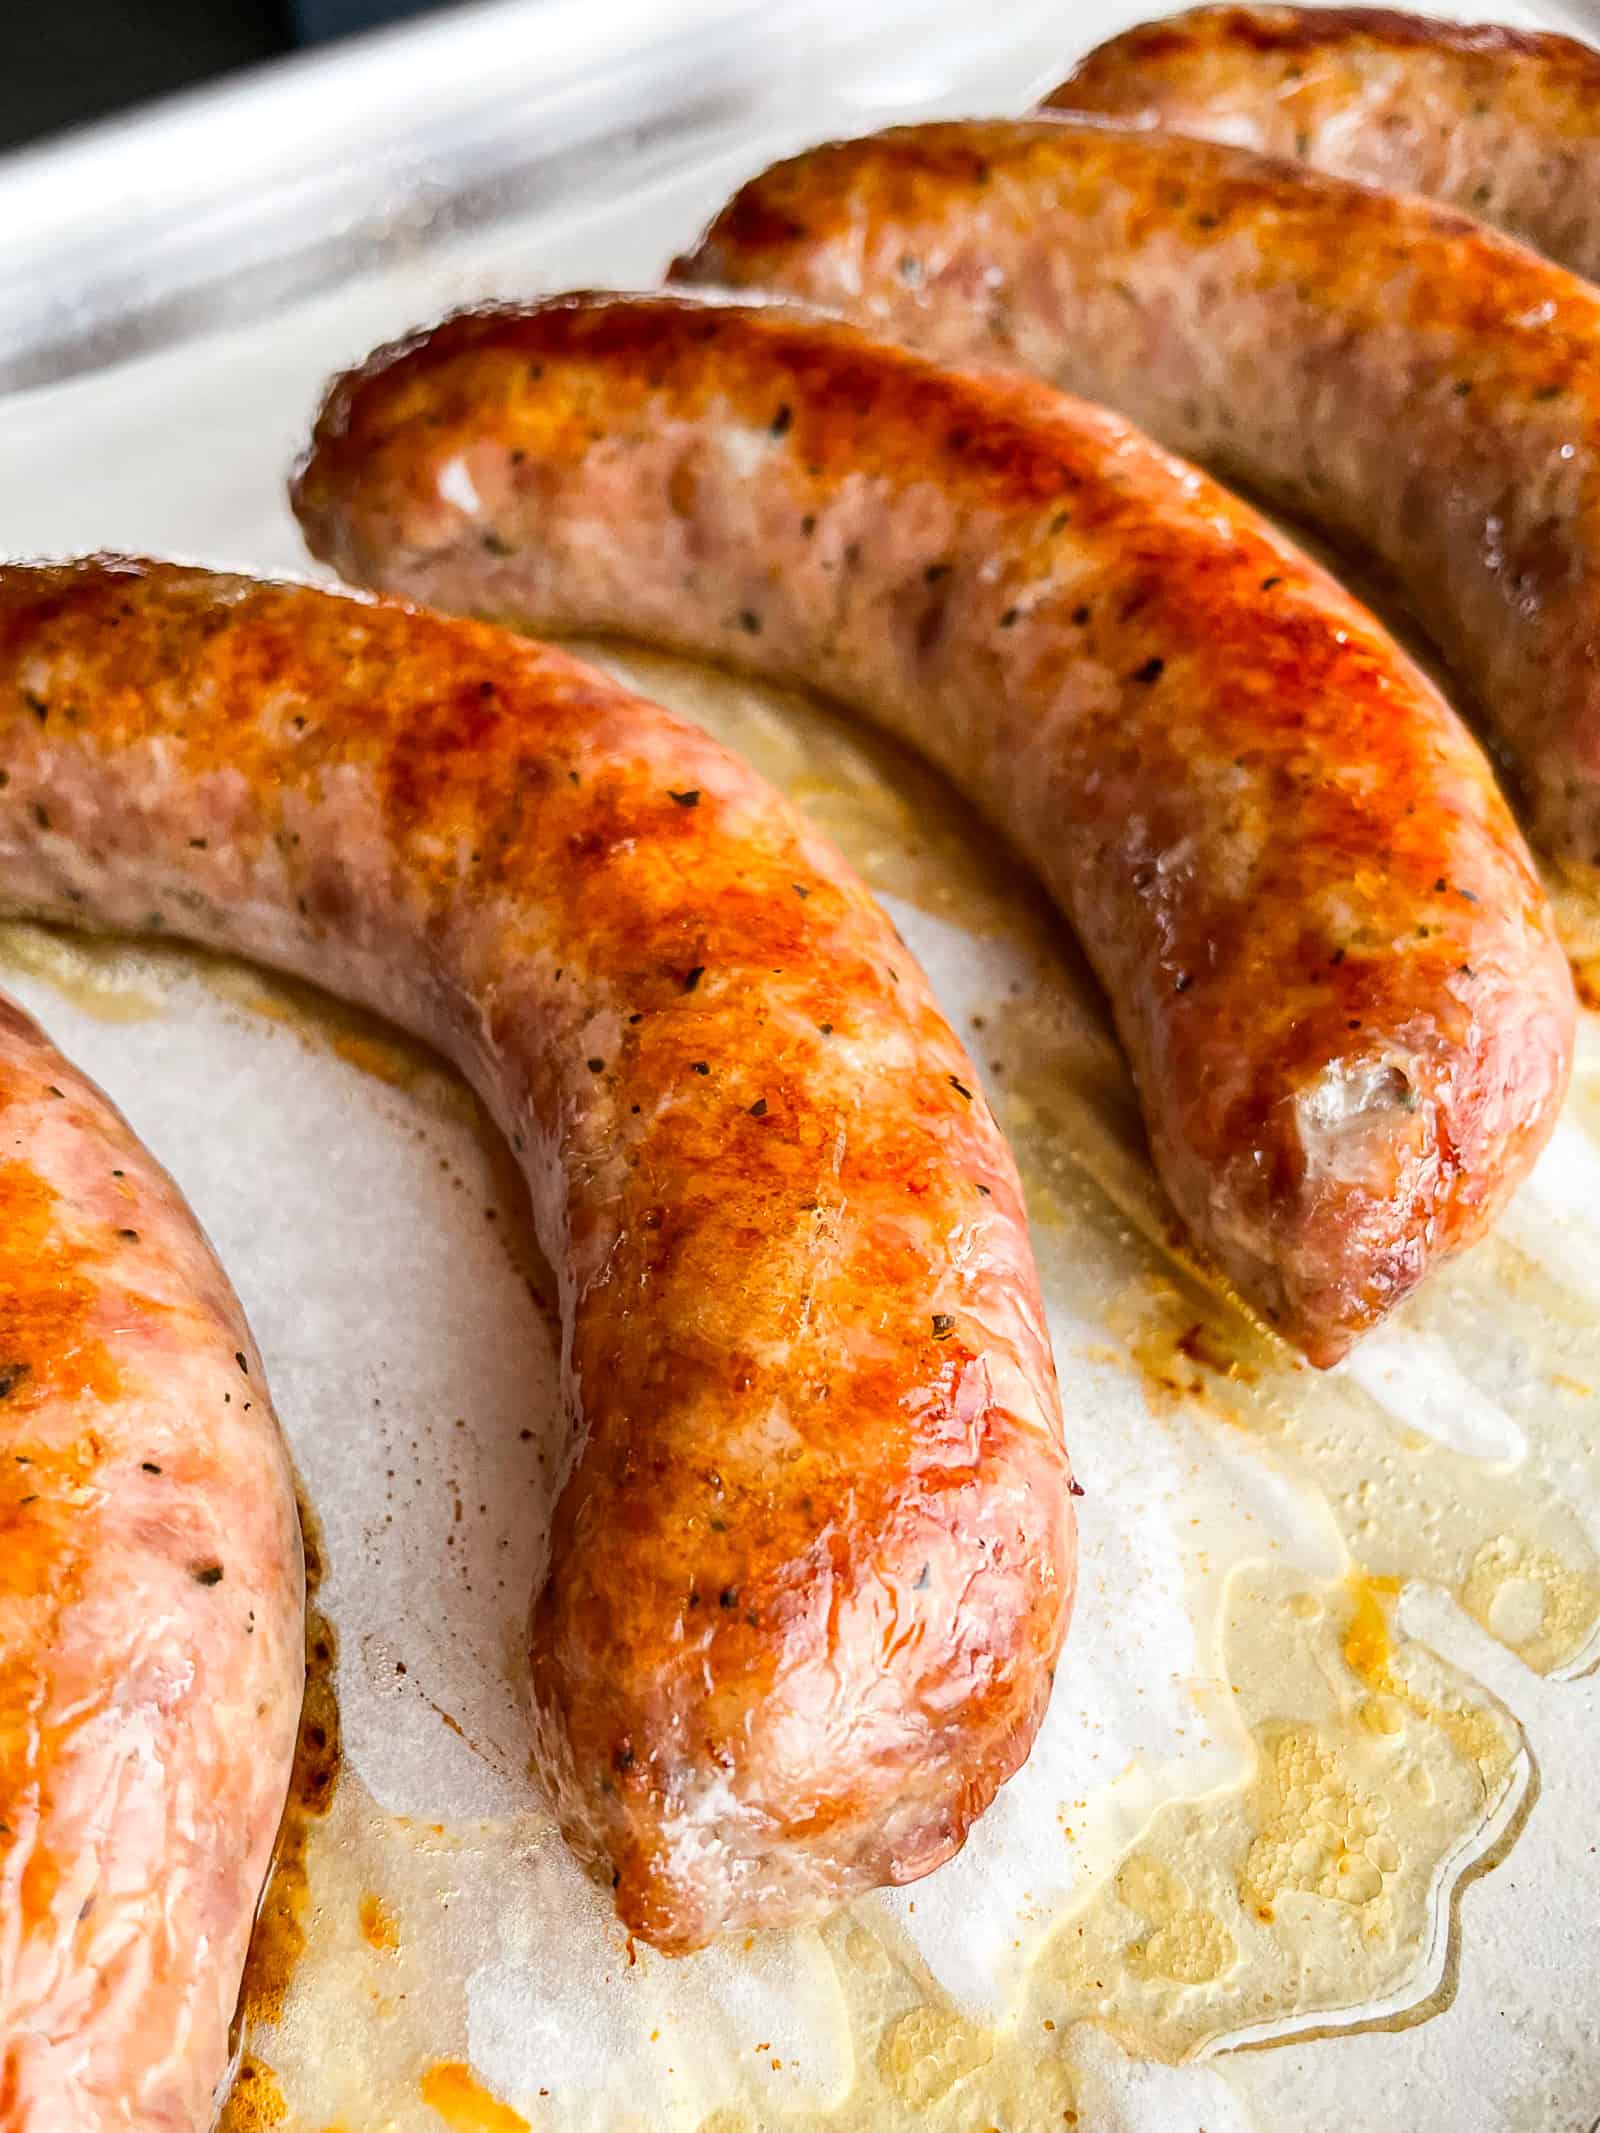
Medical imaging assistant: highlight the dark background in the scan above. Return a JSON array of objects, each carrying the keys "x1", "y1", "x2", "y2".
[{"x1": 1, "y1": 0, "x2": 457, "y2": 152}]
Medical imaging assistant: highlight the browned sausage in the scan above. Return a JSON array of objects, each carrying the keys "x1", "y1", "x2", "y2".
[
  {"x1": 1049, "y1": 6, "x2": 1600, "y2": 280},
  {"x1": 0, "y1": 557, "x2": 1073, "y2": 1964},
  {"x1": 290, "y1": 292, "x2": 1575, "y2": 1368},
  {"x1": 673, "y1": 116, "x2": 1600, "y2": 869},
  {"x1": 0, "y1": 991, "x2": 302, "y2": 2130}
]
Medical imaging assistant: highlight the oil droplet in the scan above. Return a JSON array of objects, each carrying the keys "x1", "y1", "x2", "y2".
[
  {"x1": 1460, "y1": 1535, "x2": 1600, "y2": 1673},
  {"x1": 359, "y1": 1891, "x2": 399, "y2": 1952},
  {"x1": 843, "y1": 1923, "x2": 891, "y2": 1978},
  {"x1": 1341, "y1": 1572, "x2": 1511, "y2": 1776},
  {"x1": 218, "y1": 2054, "x2": 287, "y2": 2130},
  {"x1": 1115, "y1": 1855, "x2": 1235, "y2": 1983},
  {"x1": 879, "y1": 2006, "x2": 994, "y2": 2108},
  {"x1": 1242, "y1": 1724, "x2": 1391, "y2": 1915},
  {"x1": 419, "y1": 2060, "x2": 531, "y2": 2132},
  {"x1": 1360, "y1": 1694, "x2": 1406, "y2": 1738}
]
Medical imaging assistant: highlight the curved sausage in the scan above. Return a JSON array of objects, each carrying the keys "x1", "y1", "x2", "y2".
[
  {"x1": 290, "y1": 292, "x2": 1574, "y2": 1369},
  {"x1": 0, "y1": 557, "x2": 1073, "y2": 1959},
  {"x1": 0, "y1": 992, "x2": 302, "y2": 2130},
  {"x1": 1048, "y1": 6, "x2": 1600, "y2": 281},
  {"x1": 672, "y1": 117, "x2": 1600, "y2": 869}
]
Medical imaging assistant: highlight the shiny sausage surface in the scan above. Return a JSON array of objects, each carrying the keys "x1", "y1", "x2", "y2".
[
  {"x1": 291, "y1": 293, "x2": 1574, "y2": 1368},
  {"x1": 0, "y1": 558, "x2": 1073, "y2": 1959},
  {"x1": 1050, "y1": 6, "x2": 1600, "y2": 280},
  {"x1": 675, "y1": 117, "x2": 1600, "y2": 869},
  {"x1": 0, "y1": 991, "x2": 302, "y2": 2131}
]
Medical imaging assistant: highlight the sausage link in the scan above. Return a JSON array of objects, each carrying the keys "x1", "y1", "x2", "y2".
[
  {"x1": 1049, "y1": 6, "x2": 1600, "y2": 281},
  {"x1": 0, "y1": 992, "x2": 302, "y2": 2131},
  {"x1": 290, "y1": 293, "x2": 1574, "y2": 1367},
  {"x1": 673, "y1": 118, "x2": 1600, "y2": 868},
  {"x1": 0, "y1": 558, "x2": 1073, "y2": 1959}
]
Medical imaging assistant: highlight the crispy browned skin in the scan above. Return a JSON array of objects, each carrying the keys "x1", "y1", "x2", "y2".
[
  {"x1": 291, "y1": 293, "x2": 1575, "y2": 1367},
  {"x1": 675, "y1": 118, "x2": 1600, "y2": 868},
  {"x1": 1050, "y1": 6, "x2": 1600, "y2": 280},
  {"x1": 0, "y1": 558, "x2": 1073, "y2": 1959},
  {"x1": 0, "y1": 993, "x2": 302, "y2": 2130}
]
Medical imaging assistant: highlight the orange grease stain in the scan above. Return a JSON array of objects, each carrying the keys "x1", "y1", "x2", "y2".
[
  {"x1": 420, "y1": 2060, "x2": 532, "y2": 2131},
  {"x1": 331, "y1": 1028, "x2": 424, "y2": 1088},
  {"x1": 1342, "y1": 1572, "x2": 1402, "y2": 1680},
  {"x1": 219, "y1": 2055, "x2": 288, "y2": 2128},
  {"x1": 1123, "y1": 1309, "x2": 1263, "y2": 1418},
  {"x1": 359, "y1": 1890, "x2": 400, "y2": 1952},
  {"x1": 228, "y1": 1506, "x2": 341, "y2": 2037}
]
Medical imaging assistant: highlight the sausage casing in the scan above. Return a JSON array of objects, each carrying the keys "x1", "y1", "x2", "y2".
[
  {"x1": 1050, "y1": 6, "x2": 1600, "y2": 281},
  {"x1": 675, "y1": 116, "x2": 1600, "y2": 868},
  {"x1": 0, "y1": 557, "x2": 1073, "y2": 1959},
  {"x1": 0, "y1": 991, "x2": 302, "y2": 2130},
  {"x1": 291, "y1": 293, "x2": 1575, "y2": 1367}
]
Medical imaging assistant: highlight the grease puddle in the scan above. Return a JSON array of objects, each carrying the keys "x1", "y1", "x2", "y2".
[{"x1": 5, "y1": 643, "x2": 1597, "y2": 2131}]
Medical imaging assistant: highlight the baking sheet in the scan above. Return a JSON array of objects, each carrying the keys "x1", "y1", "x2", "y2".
[{"x1": 2, "y1": 3, "x2": 1598, "y2": 2128}]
